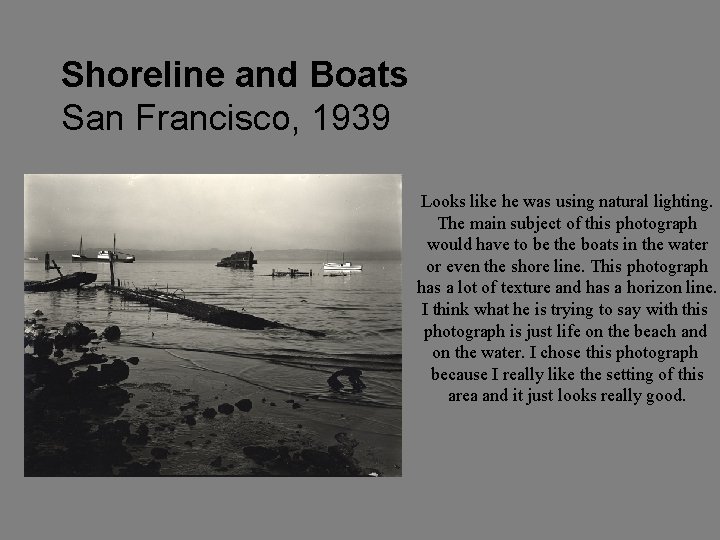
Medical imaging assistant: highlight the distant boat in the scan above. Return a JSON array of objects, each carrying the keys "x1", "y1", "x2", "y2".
[
  {"x1": 72, "y1": 235, "x2": 135, "y2": 263},
  {"x1": 323, "y1": 253, "x2": 362, "y2": 272},
  {"x1": 323, "y1": 261, "x2": 363, "y2": 271},
  {"x1": 25, "y1": 257, "x2": 39, "y2": 261},
  {"x1": 24, "y1": 271, "x2": 97, "y2": 292}
]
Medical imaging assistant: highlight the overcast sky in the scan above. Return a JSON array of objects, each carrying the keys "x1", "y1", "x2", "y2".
[{"x1": 24, "y1": 174, "x2": 402, "y2": 253}]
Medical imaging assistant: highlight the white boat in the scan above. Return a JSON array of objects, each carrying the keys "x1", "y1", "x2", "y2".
[
  {"x1": 323, "y1": 253, "x2": 362, "y2": 272},
  {"x1": 323, "y1": 261, "x2": 363, "y2": 271}
]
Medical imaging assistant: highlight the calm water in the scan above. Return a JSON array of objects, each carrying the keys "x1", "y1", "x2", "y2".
[{"x1": 24, "y1": 258, "x2": 402, "y2": 409}]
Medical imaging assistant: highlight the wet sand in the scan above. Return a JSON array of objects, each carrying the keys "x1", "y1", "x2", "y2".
[{"x1": 25, "y1": 318, "x2": 401, "y2": 477}]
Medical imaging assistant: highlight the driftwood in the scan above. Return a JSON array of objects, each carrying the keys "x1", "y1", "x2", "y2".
[{"x1": 104, "y1": 285, "x2": 324, "y2": 337}]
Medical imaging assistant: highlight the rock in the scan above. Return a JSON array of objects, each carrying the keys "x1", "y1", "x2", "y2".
[
  {"x1": 334, "y1": 432, "x2": 359, "y2": 448},
  {"x1": 292, "y1": 402, "x2": 301, "y2": 409},
  {"x1": 151, "y1": 447, "x2": 169, "y2": 460},
  {"x1": 299, "y1": 448, "x2": 334, "y2": 468},
  {"x1": 269, "y1": 402, "x2": 276, "y2": 407},
  {"x1": 118, "y1": 460, "x2": 161, "y2": 476},
  {"x1": 98, "y1": 359, "x2": 130, "y2": 385},
  {"x1": 126, "y1": 357, "x2": 140, "y2": 365},
  {"x1": 327, "y1": 375, "x2": 344, "y2": 391},
  {"x1": 73, "y1": 365, "x2": 102, "y2": 387},
  {"x1": 217, "y1": 403, "x2": 234, "y2": 414},
  {"x1": 243, "y1": 446, "x2": 278, "y2": 463},
  {"x1": 97, "y1": 420, "x2": 130, "y2": 439},
  {"x1": 202, "y1": 407, "x2": 217, "y2": 419},
  {"x1": 52, "y1": 334, "x2": 68, "y2": 350},
  {"x1": 61, "y1": 322, "x2": 95, "y2": 347},
  {"x1": 75, "y1": 352, "x2": 109, "y2": 366},
  {"x1": 327, "y1": 367, "x2": 366, "y2": 392},
  {"x1": 179, "y1": 400, "x2": 199, "y2": 411},
  {"x1": 33, "y1": 334, "x2": 54, "y2": 358},
  {"x1": 33, "y1": 309, "x2": 43, "y2": 316},
  {"x1": 101, "y1": 325, "x2": 121, "y2": 341},
  {"x1": 184, "y1": 415, "x2": 196, "y2": 426},
  {"x1": 235, "y1": 399, "x2": 252, "y2": 412},
  {"x1": 328, "y1": 444, "x2": 354, "y2": 461},
  {"x1": 36, "y1": 363, "x2": 73, "y2": 388},
  {"x1": 210, "y1": 456, "x2": 222, "y2": 467},
  {"x1": 127, "y1": 423, "x2": 150, "y2": 445},
  {"x1": 24, "y1": 353, "x2": 52, "y2": 375}
]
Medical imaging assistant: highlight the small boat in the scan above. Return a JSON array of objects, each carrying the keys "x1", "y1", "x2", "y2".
[
  {"x1": 323, "y1": 253, "x2": 362, "y2": 272},
  {"x1": 24, "y1": 271, "x2": 97, "y2": 292},
  {"x1": 25, "y1": 257, "x2": 39, "y2": 261},
  {"x1": 323, "y1": 261, "x2": 363, "y2": 271}
]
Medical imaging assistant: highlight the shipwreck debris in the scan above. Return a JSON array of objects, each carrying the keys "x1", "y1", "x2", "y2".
[
  {"x1": 215, "y1": 250, "x2": 257, "y2": 269},
  {"x1": 24, "y1": 272, "x2": 97, "y2": 292}
]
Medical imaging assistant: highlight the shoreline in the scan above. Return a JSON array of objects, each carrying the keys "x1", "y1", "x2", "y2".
[{"x1": 25, "y1": 317, "x2": 401, "y2": 477}]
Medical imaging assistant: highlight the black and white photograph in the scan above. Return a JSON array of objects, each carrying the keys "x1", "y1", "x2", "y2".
[{"x1": 24, "y1": 174, "x2": 402, "y2": 476}]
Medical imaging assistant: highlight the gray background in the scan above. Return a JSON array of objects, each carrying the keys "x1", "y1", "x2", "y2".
[{"x1": 3, "y1": 1, "x2": 718, "y2": 539}]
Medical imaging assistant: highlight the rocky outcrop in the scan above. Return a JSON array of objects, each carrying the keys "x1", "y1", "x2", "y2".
[{"x1": 24, "y1": 320, "x2": 156, "y2": 476}]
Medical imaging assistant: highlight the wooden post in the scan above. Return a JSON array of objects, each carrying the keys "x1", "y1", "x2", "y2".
[
  {"x1": 109, "y1": 257, "x2": 115, "y2": 289},
  {"x1": 51, "y1": 260, "x2": 63, "y2": 277},
  {"x1": 44, "y1": 253, "x2": 50, "y2": 271}
]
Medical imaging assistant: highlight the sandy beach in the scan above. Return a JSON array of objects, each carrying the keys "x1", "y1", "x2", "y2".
[{"x1": 25, "y1": 317, "x2": 401, "y2": 477}]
